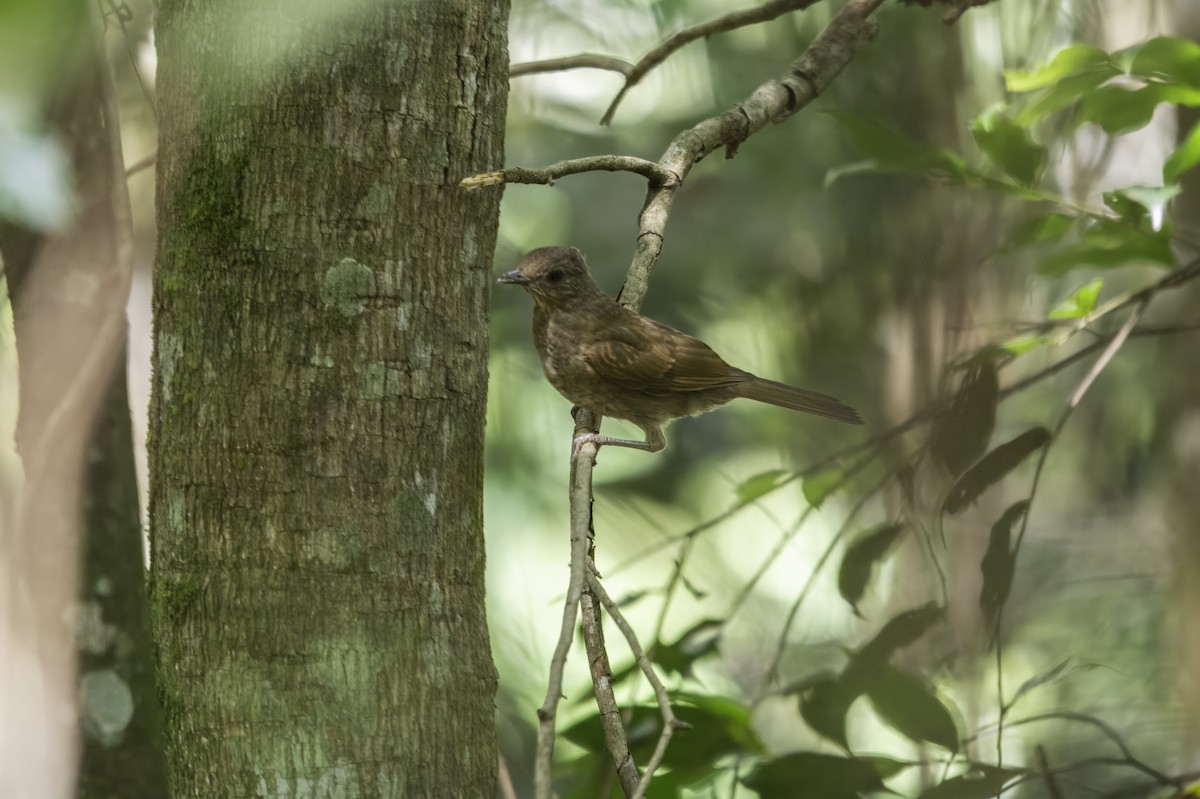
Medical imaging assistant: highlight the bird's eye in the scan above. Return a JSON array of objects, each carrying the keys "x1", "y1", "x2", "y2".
[{"x1": 546, "y1": 269, "x2": 565, "y2": 283}]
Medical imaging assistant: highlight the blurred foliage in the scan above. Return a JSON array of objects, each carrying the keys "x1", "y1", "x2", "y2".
[{"x1": 491, "y1": 1, "x2": 1200, "y2": 797}]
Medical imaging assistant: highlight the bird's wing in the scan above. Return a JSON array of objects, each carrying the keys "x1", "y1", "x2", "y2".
[{"x1": 582, "y1": 317, "x2": 746, "y2": 395}]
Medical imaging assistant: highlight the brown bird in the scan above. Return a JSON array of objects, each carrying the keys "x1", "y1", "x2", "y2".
[{"x1": 498, "y1": 247, "x2": 862, "y2": 455}]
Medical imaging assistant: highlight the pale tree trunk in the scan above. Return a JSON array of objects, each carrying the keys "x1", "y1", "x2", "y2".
[
  {"x1": 149, "y1": 0, "x2": 508, "y2": 796},
  {"x1": 0, "y1": 8, "x2": 166, "y2": 799}
]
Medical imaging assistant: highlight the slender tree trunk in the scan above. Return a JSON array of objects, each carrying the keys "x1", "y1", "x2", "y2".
[
  {"x1": 0, "y1": 8, "x2": 165, "y2": 798},
  {"x1": 150, "y1": 1, "x2": 508, "y2": 795}
]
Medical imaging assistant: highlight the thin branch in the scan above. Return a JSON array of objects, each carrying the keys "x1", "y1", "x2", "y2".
[
  {"x1": 497, "y1": 754, "x2": 518, "y2": 799},
  {"x1": 580, "y1": 569, "x2": 640, "y2": 796},
  {"x1": 586, "y1": 568, "x2": 689, "y2": 799},
  {"x1": 993, "y1": 300, "x2": 1148, "y2": 773},
  {"x1": 600, "y1": 0, "x2": 822, "y2": 125},
  {"x1": 971, "y1": 711, "x2": 1179, "y2": 789},
  {"x1": 124, "y1": 153, "x2": 155, "y2": 178},
  {"x1": 761, "y1": 468, "x2": 889, "y2": 691},
  {"x1": 460, "y1": 156, "x2": 675, "y2": 191},
  {"x1": 511, "y1": 53, "x2": 633, "y2": 78},
  {"x1": 533, "y1": 437, "x2": 597, "y2": 799},
  {"x1": 1036, "y1": 746, "x2": 1065, "y2": 799}
]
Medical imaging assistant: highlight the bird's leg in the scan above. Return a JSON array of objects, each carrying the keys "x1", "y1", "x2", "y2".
[{"x1": 571, "y1": 423, "x2": 666, "y2": 459}]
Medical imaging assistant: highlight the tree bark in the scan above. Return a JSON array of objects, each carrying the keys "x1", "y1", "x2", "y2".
[{"x1": 150, "y1": 0, "x2": 508, "y2": 796}]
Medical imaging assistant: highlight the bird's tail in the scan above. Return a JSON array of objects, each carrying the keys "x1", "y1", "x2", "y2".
[{"x1": 736, "y1": 377, "x2": 863, "y2": 425}]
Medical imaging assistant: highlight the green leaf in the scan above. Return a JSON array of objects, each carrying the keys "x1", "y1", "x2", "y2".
[
  {"x1": 1005, "y1": 45, "x2": 1115, "y2": 92},
  {"x1": 980, "y1": 501, "x2": 1029, "y2": 643},
  {"x1": 735, "y1": 469, "x2": 790, "y2": 504},
  {"x1": 837, "y1": 523, "x2": 907, "y2": 617},
  {"x1": 563, "y1": 694, "x2": 761, "y2": 776},
  {"x1": 943, "y1": 428, "x2": 1051, "y2": 515},
  {"x1": 1104, "y1": 185, "x2": 1182, "y2": 229},
  {"x1": 1048, "y1": 279, "x2": 1103, "y2": 320},
  {"x1": 932, "y1": 360, "x2": 999, "y2": 476},
  {"x1": 999, "y1": 334, "x2": 1046, "y2": 356},
  {"x1": 970, "y1": 108, "x2": 1046, "y2": 186},
  {"x1": 848, "y1": 603, "x2": 945, "y2": 687},
  {"x1": 798, "y1": 675, "x2": 853, "y2": 748},
  {"x1": 653, "y1": 619, "x2": 722, "y2": 678},
  {"x1": 743, "y1": 752, "x2": 910, "y2": 799},
  {"x1": 866, "y1": 666, "x2": 960, "y2": 753},
  {"x1": 802, "y1": 467, "x2": 845, "y2": 509},
  {"x1": 825, "y1": 111, "x2": 969, "y2": 186},
  {"x1": 1007, "y1": 212, "x2": 1078, "y2": 250},
  {"x1": 1165, "y1": 121, "x2": 1200, "y2": 183},
  {"x1": 1125, "y1": 36, "x2": 1200, "y2": 87},
  {"x1": 1078, "y1": 83, "x2": 1200, "y2": 135},
  {"x1": 1038, "y1": 219, "x2": 1174, "y2": 277},
  {"x1": 918, "y1": 766, "x2": 1023, "y2": 799},
  {"x1": 1013, "y1": 70, "x2": 1115, "y2": 126}
]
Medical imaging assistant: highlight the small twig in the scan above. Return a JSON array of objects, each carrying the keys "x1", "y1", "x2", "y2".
[
  {"x1": 586, "y1": 569, "x2": 689, "y2": 799},
  {"x1": 124, "y1": 153, "x2": 155, "y2": 178},
  {"x1": 511, "y1": 53, "x2": 634, "y2": 78},
  {"x1": 460, "y1": 156, "x2": 675, "y2": 191},
  {"x1": 1036, "y1": 746, "x2": 1065, "y2": 799},
  {"x1": 727, "y1": 450, "x2": 878, "y2": 619},
  {"x1": 600, "y1": 0, "x2": 821, "y2": 125},
  {"x1": 761, "y1": 468, "x2": 890, "y2": 691},
  {"x1": 970, "y1": 711, "x2": 1179, "y2": 789},
  {"x1": 497, "y1": 753, "x2": 518, "y2": 799}
]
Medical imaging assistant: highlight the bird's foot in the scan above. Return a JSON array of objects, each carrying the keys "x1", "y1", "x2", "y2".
[{"x1": 571, "y1": 432, "x2": 602, "y2": 461}]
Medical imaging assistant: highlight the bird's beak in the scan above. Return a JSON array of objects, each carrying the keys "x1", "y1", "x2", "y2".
[{"x1": 497, "y1": 270, "x2": 529, "y2": 285}]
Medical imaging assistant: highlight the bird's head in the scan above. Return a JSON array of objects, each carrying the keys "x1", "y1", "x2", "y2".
[{"x1": 498, "y1": 247, "x2": 600, "y2": 309}]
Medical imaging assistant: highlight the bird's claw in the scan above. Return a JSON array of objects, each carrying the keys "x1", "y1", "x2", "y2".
[{"x1": 572, "y1": 433, "x2": 599, "y2": 461}]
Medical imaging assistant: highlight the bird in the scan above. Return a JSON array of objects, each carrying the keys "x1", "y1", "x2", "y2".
[{"x1": 498, "y1": 246, "x2": 863, "y2": 455}]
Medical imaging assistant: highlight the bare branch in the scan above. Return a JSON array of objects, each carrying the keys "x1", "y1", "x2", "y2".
[
  {"x1": 511, "y1": 53, "x2": 633, "y2": 78},
  {"x1": 533, "y1": 441, "x2": 596, "y2": 799},
  {"x1": 620, "y1": 0, "x2": 885, "y2": 307},
  {"x1": 586, "y1": 568, "x2": 688, "y2": 799},
  {"x1": 580, "y1": 576, "x2": 640, "y2": 795},
  {"x1": 600, "y1": 0, "x2": 822, "y2": 126},
  {"x1": 460, "y1": 156, "x2": 675, "y2": 191}
]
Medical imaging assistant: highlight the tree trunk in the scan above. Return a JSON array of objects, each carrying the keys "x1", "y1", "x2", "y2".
[
  {"x1": 149, "y1": 0, "x2": 508, "y2": 796},
  {"x1": 0, "y1": 8, "x2": 166, "y2": 798}
]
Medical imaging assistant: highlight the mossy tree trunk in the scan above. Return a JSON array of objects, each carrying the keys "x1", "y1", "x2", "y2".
[{"x1": 150, "y1": 1, "x2": 509, "y2": 796}]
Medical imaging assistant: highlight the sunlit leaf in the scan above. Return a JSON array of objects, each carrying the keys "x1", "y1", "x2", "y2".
[
  {"x1": 943, "y1": 428, "x2": 1050, "y2": 515},
  {"x1": 1005, "y1": 45, "x2": 1115, "y2": 92},
  {"x1": 1125, "y1": 36, "x2": 1200, "y2": 87},
  {"x1": 918, "y1": 766, "x2": 1023, "y2": 799},
  {"x1": 742, "y1": 752, "x2": 910, "y2": 799},
  {"x1": 1103, "y1": 185, "x2": 1181, "y2": 231},
  {"x1": 1048, "y1": 279, "x2": 1103, "y2": 320},
  {"x1": 1165, "y1": 121, "x2": 1200, "y2": 183},
  {"x1": 735, "y1": 468, "x2": 790, "y2": 504},
  {"x1": 932, "y1": 359, "x2": 999, "y2": 476},
  {"x1": 1078, "y1": 83, "x2": 1200, "y2": 135},
  {"x1": 999, "y1": 334, "x2": 1046, "y2": 356},
  {"x1": 1013, "y1": 70, "x2": 1114, "y2": 126},
  {"x1": 970, "y1": 108, "x2": 1046, "y2": 186},
  {"x1": 802, "y1": 467, "x2": 845, "y2": 509},
  {"x1": 838, "y1": 522, "x2": 906, "y2": 617},
  {"x1": 1006, "y1": 212, "x2": 1078, "y2": 250},
  {"x1": 1039, "y1": 219, "x2": 1174, "y2": 276},
  {"x1": 866, "y1": 666, "x2": 960, "y2": 753},
  {"x1": 980, "y1": 501, "x2": 1028, "y2": 643}
]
